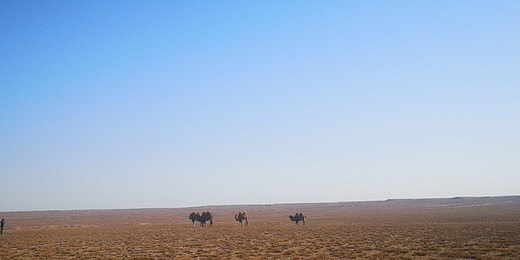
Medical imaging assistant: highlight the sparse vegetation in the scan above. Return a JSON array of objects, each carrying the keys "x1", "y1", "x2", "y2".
[{"x1": 1, "y1": 198, "x2": 519, "y2": 259}]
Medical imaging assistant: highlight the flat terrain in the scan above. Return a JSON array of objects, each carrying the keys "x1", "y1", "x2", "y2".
[{"x1": 1, "y1": 196, "x2": 519, "y2": 259}]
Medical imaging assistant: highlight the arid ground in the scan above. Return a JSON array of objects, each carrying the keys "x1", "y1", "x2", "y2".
[{"x1": 1, "y1": 196, "x2": 519, "y2": 259}]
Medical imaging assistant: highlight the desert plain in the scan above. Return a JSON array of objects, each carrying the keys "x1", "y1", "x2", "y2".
[{"x1": 1, "y1": 196, "x2": 519, "y2": 259}]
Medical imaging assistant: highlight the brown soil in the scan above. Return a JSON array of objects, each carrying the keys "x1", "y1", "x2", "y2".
[{"x1": 1, "y1": 197, "x2": 519, "y2": 259}]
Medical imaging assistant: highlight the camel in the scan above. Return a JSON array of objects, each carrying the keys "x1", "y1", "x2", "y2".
[
  {"x1": 235, "y1": 212, "x2": 249, "y2": 226},
  {"x1": 289, "y1": 212, "x2": 306, "y2": 225},
  {"x1": 189, "y1": 212, "x2": 200, "y2": 227},
  {"x1": 200, "y1": 212, "x2": 213, "y2": 227},
  {"x1": 189, "y1": 212, "x2": 214, "y2": 227}
]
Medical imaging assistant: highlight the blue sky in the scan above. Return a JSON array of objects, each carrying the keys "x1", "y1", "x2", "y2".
[{"x1": 1, "y1": 1, "x2": 519, "y2": 211}]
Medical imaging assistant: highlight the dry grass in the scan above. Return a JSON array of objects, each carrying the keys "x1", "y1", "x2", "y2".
[{"x1": 1, "y1": 198, "x2": 519, "y2": 259}]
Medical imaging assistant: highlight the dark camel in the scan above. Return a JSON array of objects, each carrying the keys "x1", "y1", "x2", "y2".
[
  {"x1": 235, "y1": 212, "x2": 249, "y2": 226},
  {"x1": 189, "y1": 212, "x2": 214, "y2": 227},
  {"x1": 289, "y1": 212, "x2": 306, "y2": 225}
]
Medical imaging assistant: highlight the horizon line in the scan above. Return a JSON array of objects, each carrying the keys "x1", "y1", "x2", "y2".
[{"x1": 2, "y1": 194, "x2": 518, "y2": 213}]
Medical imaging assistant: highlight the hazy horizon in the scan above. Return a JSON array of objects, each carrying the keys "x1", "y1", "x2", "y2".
[
  {"x1": 2, "y1": 195, "x2": 519, "y2": 213},
  {"x1": 1, "y1": 1, "x2": 519, "y2": 212}
]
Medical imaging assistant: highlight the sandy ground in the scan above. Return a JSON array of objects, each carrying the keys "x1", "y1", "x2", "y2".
[{"x1": 1, "y1": 196, "x2": 519, "y2": 259}]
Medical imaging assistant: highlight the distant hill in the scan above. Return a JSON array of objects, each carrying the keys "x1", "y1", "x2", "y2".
[
  {"x1": 2, "y1": 195, "x2": 519, "y2": 228},
  {"x1": 384, "y1": 195, "x2": 520, "y2": 206}
]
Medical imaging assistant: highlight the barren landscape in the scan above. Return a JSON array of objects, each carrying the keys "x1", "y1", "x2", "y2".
[{"x1": 1, "y1": 196, "x2": 519, "y2": 259}]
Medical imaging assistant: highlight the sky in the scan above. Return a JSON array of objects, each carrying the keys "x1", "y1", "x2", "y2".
[{"x1": 1, "y1": 1, "x2": 519, "y2": 211}]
